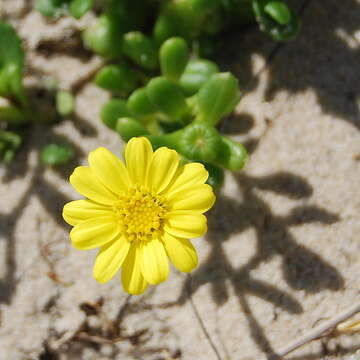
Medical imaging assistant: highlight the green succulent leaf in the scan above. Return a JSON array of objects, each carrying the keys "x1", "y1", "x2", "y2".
[
  {"x1": 146, "y1": 77, "x2": 188, "y2": 121},
  {"x1": 180, "y1": 59, "x2": 219, "y2": 96},
  {"x1": 268, "y1": 13, "x2": 300, "y2": 41},
  {"x1": 264, "y1": 1, "x2": 291, "y2": 25},
  {"x1": 0, "y1": 22, "x2": 26, "y2": 104},
  {"x1": 146, "y1": 131, "x2": 182, "y2": 152},
  {"x1": 196, "y1": 72, "x2": 241, "y2": 126},
  {"x1": 160, "y1": 37, "x2": 189, "y2": 81},
  {"x1": 41, "y1": 143, "x2": 75, "y2": 166},
  {"x1": 95, "y1": 64, "x2": 138, "y2": 95},
  {"x1": 0, "y1": 64, "x2": 26, "y2": 105},
  {"x1": 253, "y1": 0, "x2": 300, "y2": 41},
  {"x1": 56, "y1": 90, "x2": 74, "y2": 116},
  {"x1": 153, "y1": 1, "x2": 197, "y2": 45},
  {"x1": 83, "y1": 14, "x2": 123, "y2": 58},
  {"x1": 100, "y1": 99, "x2": 131, "y2": 129},
  {"x1": 69, "y1": 0, "x2": 94, "y2": 19},
  {"x1": 216, "y1": 136, "x2": 247, "y2": 171},
  {"x1": 115, "y1": 117, "x2": 149, "y2": 142},
  {"x1": 122, "y1": 32, "x2": 158, "y2": 70},
  {"x1": 127, "y1": 87, "x2": 157, "y2": 117},
  {"x1": 153, "y1": 0, "x2": 222, "y2": 44},
  {"x1": 34, "y1": 0, "x2": 67, "y2": 17},
  {"x1": 0, "y1": 22, "x2": 24, "y2": 67},
  {"x1": 179, "y1": 122, "x2": 221, "y2": 162}
]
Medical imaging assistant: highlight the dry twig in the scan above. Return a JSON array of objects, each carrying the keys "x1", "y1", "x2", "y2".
[{"x1": 266, "y1": 303, "x2": 360, "y2": 360}]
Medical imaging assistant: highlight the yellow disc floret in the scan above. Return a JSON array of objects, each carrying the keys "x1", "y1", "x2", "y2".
[{"x1": 113, "y1": 185, "x2": 167, "y2": 243}]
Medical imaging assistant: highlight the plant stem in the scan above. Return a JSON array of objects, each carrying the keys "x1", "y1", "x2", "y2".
[{"x1": 266, "y1": 303, "x2": 360, "y2": 360}]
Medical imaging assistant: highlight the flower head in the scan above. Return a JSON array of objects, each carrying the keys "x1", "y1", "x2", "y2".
[{"x1": 63, "y1": 137, "x2": 215, "y2": 295}]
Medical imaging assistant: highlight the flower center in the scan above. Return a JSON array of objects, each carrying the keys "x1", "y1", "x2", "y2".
[{"x1": 113, "y1": 186, "x2": 167, "y2": 242}]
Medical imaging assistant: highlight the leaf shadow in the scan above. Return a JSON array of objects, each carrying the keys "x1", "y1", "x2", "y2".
[
  {"x1": 177, "y1": 169, "x2": 343, "y2": 355},
  {"x1": 176, "y1": 2, "x2": 355, "y2": 352},
  {"x1": 0, "y1": 86, "x2": 96, "y2": 304},
  {"x1": 0, "y1": 155, "x2": 74, "y2": 303}
]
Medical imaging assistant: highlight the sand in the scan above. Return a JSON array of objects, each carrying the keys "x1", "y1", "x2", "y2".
[{"x1": 0, "y1": 0, "x2": 360, "y2": 359}]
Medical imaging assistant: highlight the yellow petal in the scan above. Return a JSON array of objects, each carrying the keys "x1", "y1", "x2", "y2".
[
  {"x1": 167, "y1": 163, "x2": 208, "y2": 198},
  {"x1": 169, "y1": 184, "x2": 215, "y2": 213},
  {"x1": 70, "y1": 166, "x2": 118, "y2": 205},
  {"x1": 125, "y1": 137, "x2": 153, "y2": 185},
  {"x1": 93, "y1": 237, "x2": 130, "y2": 283},
  {"x1": 163, "y1": 232, "x2": 198, "y2": 272},
  {"x1": 146, "y1": 147, "x2": 179, "y2": 193},
  {"x1": 140, "y1": 238, "x2": 169, "y2": 285},
  {"x1": 164, "y1": 211, "x2": 207, "y2": 238},
  {"x1": 70, "y1": 216, "x2": 119, "y2": 250},
  {"x1": 88, "y1": 147, "x2": 130, "y2": 194},
  {"x1": 121, "y1": 244, "x2": 148, "y2": 295},
  {"x1": 63, "y1": 200, "x2": 111, "y2": 226}
]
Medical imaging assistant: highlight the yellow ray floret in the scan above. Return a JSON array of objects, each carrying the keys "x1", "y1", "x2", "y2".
[{"x1": 63, "y1": 137, "x2": 216, "y2": 295}]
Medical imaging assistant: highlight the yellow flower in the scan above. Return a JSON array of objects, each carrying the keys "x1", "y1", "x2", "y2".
[{"x1": 63, "y1": 137, "x2": 215, "y2": 295}]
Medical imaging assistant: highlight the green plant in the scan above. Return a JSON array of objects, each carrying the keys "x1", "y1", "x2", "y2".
[
  {"x1": 102, "y1": 38, "x2": 248, "y2": 189},
  {"x1": 252, "y1": 0, "x2": 300, "y2": 41},
  {"x1": 0, "y1": 21, "x2": 76, "y2": 163},
  {"x1": 0, "y1": 22, "x2": 26, "y2": 108},
  {"x1": 0, "y1": 22, "x2": 28, "y2": 162},
  {"x1": 34, "y1": 0, "x2": 94, "y2": 18},
  {"x1": 35, "y1": 0, "x2": 300, "y2": 60},
  {"x1": 31, "y1": 0, "x2": 302, "y2": 186}
]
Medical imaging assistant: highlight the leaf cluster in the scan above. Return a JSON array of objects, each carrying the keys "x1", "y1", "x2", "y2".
[
  {"x1": 35, "y1": 0, "x2": 300, "y2": 43},
  {"x1": 1, "y1": 0, "x2": 301, "y2": 171},
  {"x1": 0, "y1": 22, "x2": 27, "y2": 163},
  {"x1": 0, "y1": 22, "x2": 76, "y2": 164},
  {"x1": 68, "y1": 0, "x2": 299, "y2": 189},
  {"x1": 100, "y1": 37, "x2": 247, "y2": 190}
]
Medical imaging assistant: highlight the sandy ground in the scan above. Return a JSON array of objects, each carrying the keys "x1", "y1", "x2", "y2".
[{"x1": 1, "y1": 0, "x2": 360, "y2": 359}]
